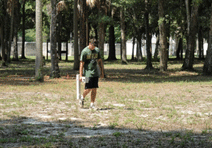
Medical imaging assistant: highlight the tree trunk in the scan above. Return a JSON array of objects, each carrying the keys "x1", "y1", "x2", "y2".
[
  {"x1": 182, "y1": 2, "x2": 199, "y2": 70},
  {"x1": 198, "y1": 26, "x2": 203, "y2": 59},
  {"x1": 1, "y1": 0, "x2": 7, "y2": 66},
  {"x1": 1, "y1": 20, "x2": 6, "y2": 66},
  {"x1": 136, "y1": 34, "x2": 142, "y2": 61},
  {"x1": 79, "y1": 0, "x2": 86, "y2": 52},
  {"x1": 107, "y1": 25, "x2": 116, "y2": 60},
  {"x1": 107, "y1": 5, "x2": 116, "y2": 61},
  {"x1": 50, "y1": 0, "x2": 60, "y2": 78},
  {"x1": 97, "y1": 1, "x2": 106, "y2": 77},
  {"x1": 158, "y1": 0, "x2": 168, "y2": 71},
  {"x1": 73, "y1": 0, "x2": 79, "y2": 70},
  {"x1": 86, "y1": 18, "x2": 89, "y2": 45},
  {"x1": 120, "y1": 7, "x2": 127, "y2": 64},
  {"x1": 154, "y1": 34, "x2": 159, "y2": 60},
  {"x1": 203, "y1": 4, "x2": 212, "y2": 75},
  {"x1": 12, "y1": 1, "x2": 19, "y2": 61},
  {"x1": 57, "y1": 13, "x2": 62, "y2": 60},
  {"x1": 4, "y1": 0, "x2": 9, "y2": 63},
  {"x1": 145, "y1": 0, "x2": 153, "y2": 70},
  {"x1": 35, "y1": 0, "x2": 43, "y2": 81},
  {"x1": 7, "y1": 0, "x2": 14, "y2": 63},
  {"x1": 176, "y1": 38, "x2": 183, "y2": 59},
  {"x1": 131, "y1": 37, "x2": 135, "y2": 60},
  {"x1": 21, "y1": 0, "x2": 26, "y2": 59},
  {"x1": 12, "y1": 27, "x2": 19, "y2": 61}
]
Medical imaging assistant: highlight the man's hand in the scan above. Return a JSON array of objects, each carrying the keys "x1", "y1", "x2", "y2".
[{"x1": 79, "y1": 76, "x2": 82, "y2": 82}]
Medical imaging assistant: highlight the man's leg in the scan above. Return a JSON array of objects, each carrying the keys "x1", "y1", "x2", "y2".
[
  {"x1": 83, "y1": 89, "x2": 91, "y2": 98},
  {"x1": 79, "y1": 89, "x2": 91, "y2": 108},
  {"x1": 91, "y1": 88, "x2": 97, "y2": 103}
]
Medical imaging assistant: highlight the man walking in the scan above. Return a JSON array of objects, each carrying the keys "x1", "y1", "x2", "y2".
[{"x1": 79, "y1": 39, "x2": 104, "y2": 109}]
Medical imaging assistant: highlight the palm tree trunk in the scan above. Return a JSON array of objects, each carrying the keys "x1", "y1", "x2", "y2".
[
  {"x1": 7, "y1": 0, "x2": 15, "y2": 63},
  {"x1": 131, "y1": 37, "x2": 135, "y2": 60},
  {"x1": 21, "y1": 0, "x2": 26, "y2": 59},
  {"x1": 107, "y1": 25, "x2": 116, "y2": 60},
  {"x1": 58, "y1": 13, "x2": 62, "y2": 60},
  {"x1": 35, "y1": 0, "x2": 43, "y2": 81},
  {"x1": 198, "y1": 26, "x2": 203, "y2": 59},
  {"x1": 203, "y1": 4, "x2": 212, "y2": 75},
  {"x1": 182, "y1": 2, "x2": 199, "y2": 70},
  {"x1": 1, "y1": 21, "x2": 6, "y2": 66},
  {"x1": 12, "y1": 1, "x2": 19, "y2": 61},
  {"x1": 73, "y1": 0, "x2": 79, "y2": 70},
  {"x1": 145, "y1": 0, "x2": 153, "y2": 70},
  {"x1": 158, "y1": 0, "x2": 168, "y2": 71},
  {"x1": 50, "y1": 0, "x2": 60, "y2": 78},
  {"x1": 154, "y1": 34, "x2": 159, "y2": 60},
  {"x1": 120, "y1": 7, "x2": 127, "y2": 64},
  {"x1": 136, "y1": 34, "x2": 142, "y2": 61},
  {"x1": 79, "y1": 0, "x2": 86, "y2": 52}
]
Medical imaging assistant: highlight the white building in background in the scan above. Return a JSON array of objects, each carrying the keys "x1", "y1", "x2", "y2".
[{"x1": 2, "y1": 35, "x2": 209, "y2": 57}]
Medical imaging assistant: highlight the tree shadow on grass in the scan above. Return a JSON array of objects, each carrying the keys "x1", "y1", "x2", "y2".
[
  {"x1": 104, "y1": 68, "x2": 212, "y2": 83},
  {"x1": 0, "y1": 116, "x2": 211, "y2": 147}
]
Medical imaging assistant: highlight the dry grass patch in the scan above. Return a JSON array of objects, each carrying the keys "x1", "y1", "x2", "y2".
[{"x1": 0, "y1": 58, "x2": 211, "y2": 147}]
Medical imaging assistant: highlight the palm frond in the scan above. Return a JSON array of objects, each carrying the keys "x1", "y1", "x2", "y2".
[{"x1": 56, "y1": 1, "x2": 67, "y2": 12}]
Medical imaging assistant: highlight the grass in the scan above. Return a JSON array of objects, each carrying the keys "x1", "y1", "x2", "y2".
[{"x1": 0, "y1": 57, "x2": 211, "y2": 147}]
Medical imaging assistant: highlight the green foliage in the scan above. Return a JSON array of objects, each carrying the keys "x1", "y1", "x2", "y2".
[{"x1": 25, "y1": 29, "x2": 36, "y2": 42}]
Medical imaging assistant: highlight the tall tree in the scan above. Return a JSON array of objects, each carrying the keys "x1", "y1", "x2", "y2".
[
  {"x1": 203, "y1": 3, "x2": 212, "y2": 75},
  {"x1": 50, "y1": 0, "x2": 60, "y2": 78},
  {"x1": 182, "y1": 0, "x2": 199, "y2": 70},
  {"x1": 73, "y1": 0, "x2": 79, "y2": 70},
  {"x1": 158, "y1": 0, "x2": 168, "y2": 71},
  {"x1": 12, "y1": 0, "x2": 20, "y2": 61},
  {"x1": 107, "y1": 2, "x2": 117, "y2": 61},
  {"x1": 126, "y1": 0, "x2": 144, "y2": 62},
  {"x1": 0, "y1": 0, "x2": 7, "y2": 66},
  {"x1": 35, "y1": 0, "x2": 43, "y2": 81},
  {"x1": 21, "y1": 0, "x2": 26, "y2": 59},
  {"x1": 79, "y1": 0, "x2": 86, "y2": 52},
  {"x1": 145, "y1": 0, "x2": 153, "y2": 70},
  {"x1": 4, "y1": 0, "x2": 9, "y2": 64},
  {"x1": 7, "y1": 0, "x2": 15, "y2": 63},
  {"x1": 120, "y1": 6, "x2": 127, "y2": 64}
]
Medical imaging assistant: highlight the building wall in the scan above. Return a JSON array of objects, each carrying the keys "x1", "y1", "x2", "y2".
[{"x1": 1, "y1": 36, "x2": 209, "y2": 57}]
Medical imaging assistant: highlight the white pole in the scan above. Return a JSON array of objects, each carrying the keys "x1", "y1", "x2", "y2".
[{"x1": 76, "y1": 74, "x2": 81, "y2": 100}]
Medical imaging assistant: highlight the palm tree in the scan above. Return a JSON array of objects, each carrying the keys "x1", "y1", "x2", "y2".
[
  {"x1": 73, "y1": 0, "x2": 79, "y2": 70},
  {"x1": 120, "y1": 6, "x2": 127, "y2": 64},
  {"x1": 158, "y1": 0, "x2": 168, "y2": 71},
  {"x1": 50, "y1": 0, "x2": 60, "y2": 78},
  {"x1": 35, "y1": 0, "x2": 43, "y2": 81},
  {"x1": 21, "y1": 0, "x2": 27, "y2": 59},
  {"x1": 203, "y1": 3, "x2": 212, "y2": 75},
  {"x1": 6, "y1": 0, "x2": 15, "y2": 63},
  {"x1": 182, "y1": 0, "x2": 199, "y2": 70},
  {"x1": 12, "y1": 0, "x2": 20, "y2": 61}
]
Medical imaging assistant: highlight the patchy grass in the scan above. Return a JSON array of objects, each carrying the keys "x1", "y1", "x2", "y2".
[{"x1": 0, "y1": 57, "x2": 211, "y2": 147}]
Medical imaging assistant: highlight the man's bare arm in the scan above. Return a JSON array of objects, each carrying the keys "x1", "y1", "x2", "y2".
[
  {"x1": 98, "y1": 59, "x2": 104, "y2": 78},
  {"x1": 80, "y1": 61, "x2": 84, "y2": 79}
]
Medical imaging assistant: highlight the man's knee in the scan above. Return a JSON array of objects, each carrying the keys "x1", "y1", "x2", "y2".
[{"x1": 91, "y1": 88, "x2": 97, "y2": 92}]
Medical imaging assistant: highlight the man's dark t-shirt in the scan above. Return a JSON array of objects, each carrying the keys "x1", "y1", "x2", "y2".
[{"x1": 80, "y1": 46, "x2": 101, "y2": 77}]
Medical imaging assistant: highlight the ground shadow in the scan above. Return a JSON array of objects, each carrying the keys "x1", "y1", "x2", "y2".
[
  {"x1": 0, "y1": 116, "x2": 211, "y2": 147},
  {"x1": 0, "y1": 59, "x2": 211, "y2": 86},
  {"x1": 103, "y1": 68, "x2": 211, "y2": 83}
]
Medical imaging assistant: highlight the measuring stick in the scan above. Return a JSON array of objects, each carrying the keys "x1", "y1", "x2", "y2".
[{"x1": 76, "y1": 74, "x2": 89, "y2": 100}]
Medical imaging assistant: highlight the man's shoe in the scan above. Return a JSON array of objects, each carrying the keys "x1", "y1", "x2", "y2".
[
  {"x1": 79, "y1": 95, "x2": 84, "y2": 108},
  {"x1": 89, "y1": 104, "x2": 97, "y2": 110}
]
